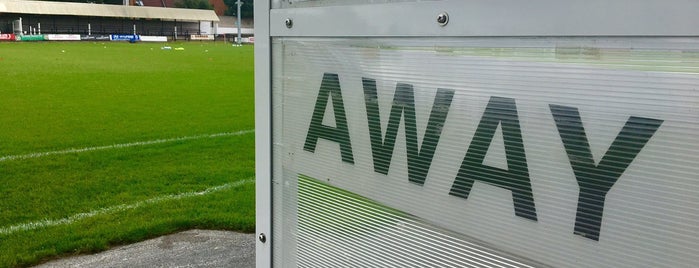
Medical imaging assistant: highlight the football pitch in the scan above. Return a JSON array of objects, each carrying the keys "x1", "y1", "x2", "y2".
[{"x1": 0, "y1": 41, "x2": 254, "y2": 267}]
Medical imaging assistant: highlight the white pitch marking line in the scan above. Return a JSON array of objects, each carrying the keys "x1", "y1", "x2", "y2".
[
  {"x1": 0, "y1": 129, "x2": 254, "y2": 162},
  {"x1": 0, "y1": 178, "x2": 255, "y2": 235}
]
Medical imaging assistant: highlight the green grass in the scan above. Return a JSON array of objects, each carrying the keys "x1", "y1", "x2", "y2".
[{"x1": 0, "y1": 41, "x2": 254, "y2": 267}]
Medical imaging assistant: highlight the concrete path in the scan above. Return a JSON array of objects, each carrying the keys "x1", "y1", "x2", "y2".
[{"x1": 34, "y1": 230, "x2": 255, "y2": 268}]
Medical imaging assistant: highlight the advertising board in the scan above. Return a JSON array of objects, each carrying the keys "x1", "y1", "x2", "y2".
[
  {"x1": 257, "y1": 1, "x2": 699, "y2": 267},
  {"x1": 110, "y1": 34, "x2": 140, "y2": 41},
  {"x1": 0, "y1": 34, "x2": 15, "y2": 41},
  {"x1": 16, "y1": 35, "x2": 45, "y2": 41},
  {"x1": 80, "y1": 35, "x2": 111, "y2": 41},
  {"x1": 190, "y1": 34, "x2": 214, "y2": 41},
  {"x1": 139, "y1": 36, "x2": 167, "y2": 42},
  {"x1": 45, "y1": 34, "x2": 81, "y2": 41}
]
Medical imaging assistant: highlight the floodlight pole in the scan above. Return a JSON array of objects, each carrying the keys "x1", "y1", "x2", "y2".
[{"x1": 236, "y1": 0, "x2": 242, "y2": 46}]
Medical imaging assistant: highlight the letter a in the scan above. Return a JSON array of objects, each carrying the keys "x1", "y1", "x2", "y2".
[
  {"x1": 303, "y1": 73, "x2": 354, "y2": 164},
  {"x1": 450, "y1": 96, "x2": 537, "y2": 221}
]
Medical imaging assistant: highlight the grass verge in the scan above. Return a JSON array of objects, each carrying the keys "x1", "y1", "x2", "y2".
[{"x1": 0, "y1": 42, "x2": 254, "y2": 267}]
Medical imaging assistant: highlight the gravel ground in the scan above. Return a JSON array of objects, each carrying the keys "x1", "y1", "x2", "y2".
[{"x1": 34, "y1": 230, "x2": 255, "y2": 268}]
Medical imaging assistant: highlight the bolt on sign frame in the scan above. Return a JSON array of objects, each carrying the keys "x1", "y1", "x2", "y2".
[{"x1": 255, "y1": 1, "x2": 699, "y2": 267}]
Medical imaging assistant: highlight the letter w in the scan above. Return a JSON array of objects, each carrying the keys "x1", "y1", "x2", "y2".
[{"x1": 362, "y1": 78, "x2": 454, "y2": 185}]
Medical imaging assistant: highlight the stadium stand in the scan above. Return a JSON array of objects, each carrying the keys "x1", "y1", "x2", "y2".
[{"x1": 0, "y1": 0, "x2": 218, "y2": 39}]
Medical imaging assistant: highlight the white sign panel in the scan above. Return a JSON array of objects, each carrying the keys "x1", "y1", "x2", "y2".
[
  {"x1": 45, "y1": 34, "x2": 81, "y2": 41},
  {"x1": 189, "y1": 34, "x2": 214, "y2": 41},
  {"x1": 271, "y1": 37, "x2": 699, "y2": 267},
  {"x1": 139, "y1": 36, "x2": 167, "y2": 42}
]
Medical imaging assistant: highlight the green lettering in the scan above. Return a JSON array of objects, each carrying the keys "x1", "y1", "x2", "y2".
[
  {"x1": 363, "y1": 78, "x2": 454, "y2": 185},
  {"x1": 303, "y1": 73, "x2": 354, "y2": 164},
  {"x1": 450, "y1": 96, "x2": 537, "y2": 221},
  {"x1": 550, "y1": 104, "x2": 663, "y2": 241}
]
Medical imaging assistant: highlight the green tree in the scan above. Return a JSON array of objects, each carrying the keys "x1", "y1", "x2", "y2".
[
  {"x1": 223, "y1": 0, "x2": 253, "y2": 18},
  {"x1": 175, "y1": 0, "x2": 214, "y2": 10}
]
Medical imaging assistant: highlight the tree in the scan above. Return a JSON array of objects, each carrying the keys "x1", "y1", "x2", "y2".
[
  {"x1": 223, "y1": 0, "x2": 253, "y2": 18},
  {"x1": 175, "y1": 0, "x2": 214, "y2": 10}
]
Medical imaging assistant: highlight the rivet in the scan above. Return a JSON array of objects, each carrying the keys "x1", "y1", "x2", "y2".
[
  {"x1": 285, "y1": 18, "x2": 293, "y2": 29},
  {"x1": 437, "y1": 12, "x2": 449, "y2": 26},
  {"x1": 259, "y1": 233, "x2": 267, "y2": 243}
]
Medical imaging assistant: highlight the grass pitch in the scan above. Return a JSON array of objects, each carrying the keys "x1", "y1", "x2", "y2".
[{"x1": 0, "y1": 41, "x2": 254, "y2": 267}]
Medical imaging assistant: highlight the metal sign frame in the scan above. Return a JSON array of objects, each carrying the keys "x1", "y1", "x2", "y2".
[
  {"x1": 255, "y1": 0, "x2": 699, "y2": 267},
  {"x1": 255, "y1": 1, "x2": 271, "y2": 267}
]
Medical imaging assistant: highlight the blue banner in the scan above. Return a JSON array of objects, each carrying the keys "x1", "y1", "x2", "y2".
[{"x1": 110, "y1": 34, "x2": 140, "y2": 41}]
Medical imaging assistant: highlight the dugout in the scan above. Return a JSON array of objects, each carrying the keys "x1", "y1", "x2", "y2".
[
  {"x1": 0, "y1": 0, "x2": 218, "y2": 38},
  {"x1": 256, "y1": 1, "x2": 699, "y2": 267}
]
